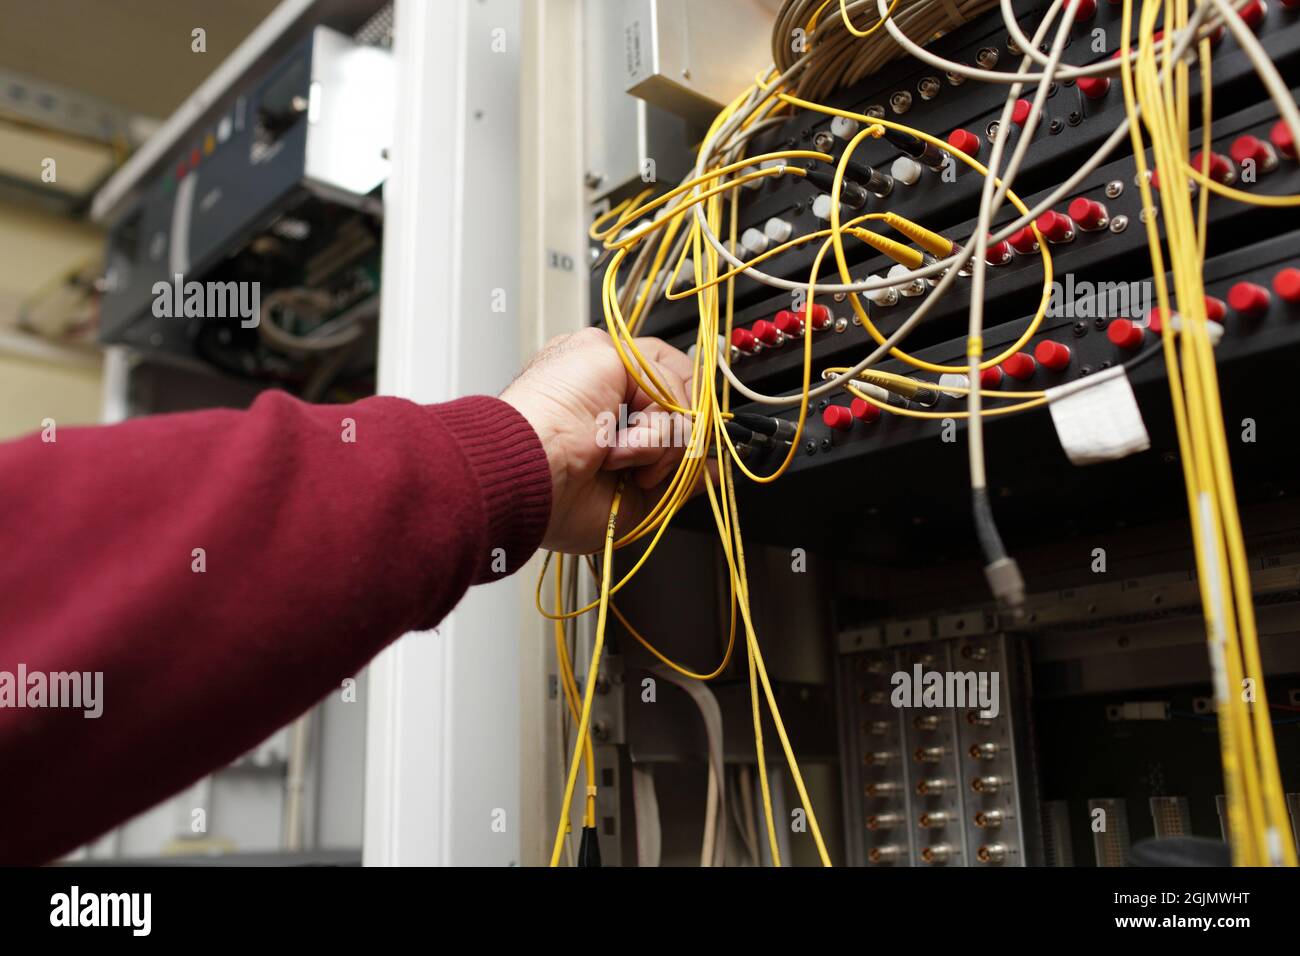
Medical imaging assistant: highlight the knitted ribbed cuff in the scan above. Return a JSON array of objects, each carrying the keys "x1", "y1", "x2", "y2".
[{"x1": 431, "y1": 396, "x2": 553, "y2": 582}]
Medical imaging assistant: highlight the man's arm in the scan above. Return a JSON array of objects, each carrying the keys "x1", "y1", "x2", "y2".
[{"x1": 0, "y1": 390, "x2": 550, "y2": 864}]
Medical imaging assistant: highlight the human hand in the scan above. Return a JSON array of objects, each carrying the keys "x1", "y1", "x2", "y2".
[{"x1": 500, "y1": 327, "x2": 697, "y2": 554}]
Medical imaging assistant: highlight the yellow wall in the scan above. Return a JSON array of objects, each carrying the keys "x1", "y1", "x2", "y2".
[
  {"x1": 0, "y1": 353, "x2": 103, "y2": 441},
  {"x1": 0, "y1": 196, "x2": 105, "y2": 441}
]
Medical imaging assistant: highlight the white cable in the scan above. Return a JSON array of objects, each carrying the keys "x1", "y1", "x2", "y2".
[
  {"x1": 875, "y1": 0, "x2": 1228, "y2": 83},
  {"x1": 707, "y1": 3, "x2": 1213, "y2": 407},
  {"x1": 631, "y1": 765, "x2": 663, "y2": 867},
  {"x1": 684, "y1": 0, "x2": 1226, "y2": 303},
  {"x1": 968, "y1": 1, "x2": 1078, "y2": 490},
  {"x1": 651, "y1": 664, "x2": 727, "y2": 867},
  {"x1": 1204, "y1": 0, "x2": 1300, "y2": 149}
]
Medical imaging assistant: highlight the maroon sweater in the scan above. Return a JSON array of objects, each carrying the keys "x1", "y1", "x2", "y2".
[{"x1": 0, "y1": 391, "x2": 552, "y2": 864}]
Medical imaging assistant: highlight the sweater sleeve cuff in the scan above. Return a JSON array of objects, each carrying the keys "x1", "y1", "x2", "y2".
[{"x1": 429, "y1": 395, "x2": 553, "y2": 583}]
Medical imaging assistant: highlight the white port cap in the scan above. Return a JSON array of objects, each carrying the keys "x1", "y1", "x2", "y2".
[
  {"x1": 831, "y1": 115, "x2": 861, "y2": 140},
  {"x1": 888, "y1": 263, "x2": 924, "y2": 294},
  {"x1": 891, "y1": 156, "x2": 923, "y2": 186},
  {"x1": 863, "y1": 275, "x2": 896, "y2": 306},
  {"x1": 741, "y1": 227, "x2": 770, "y2": 256},
  {"x1": 688, "y1": 335, "x2": 729, "y2": 364},
  {"x1": 764, "y1": 217, "x2": 794, "y2": 243},
  {"x1": 938, "y1": 373, "x2": 970, "y2": 398},
  {"x1": 812, "y1": 194, "x2": 835, "y2": 220},
  {"x1": 671, "y1": 258, "x2": 695, "y2": 291},
  {"x1": 741, "y1": 166, "x2": 763, "y2": 189}
]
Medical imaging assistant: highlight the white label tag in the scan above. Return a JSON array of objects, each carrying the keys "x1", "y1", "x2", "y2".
[{"x1": 1045, "y1": 365, "x2": 1150, "y2": 465}]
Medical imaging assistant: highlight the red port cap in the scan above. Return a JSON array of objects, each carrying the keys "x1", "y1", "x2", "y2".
[
  {"x1": 751, "y1": 319, "x2": 780, "y2": 347},
  {"x1": 731, "y1": 327, "x2": 757, "y2": 352},
  {"x1": 822, "y1": 404, "x2": 854, "y2": 431},
  {"x1": 1147, "y1": 306, "x2": 1168, "y2": 334},
  {"x1": 1240, "y1": 0, "x2": 1266, "y2": 28},
  {"x1": 1068, "y1": 197, "x2": 1108, "y2": 230},
  {"x1": 1227, "y1": 281, "x2": 1271, "y2": 316},
  {"x1": 1272, "y1": 267, "x2": 1300, "y2": 303},
  {"x1": 1107, "y1": 318, "x2": 1145, "y2": 350},
  {"x1": 1271, "y1": 120, "x2": 1298, "y2": 159},
  {"x1": 1077, "y1": 76, "x2": 1111, "y2": 100},
  {"x1": 985, "y1": 239, "x2": 1013, "y2": 265},
  {"x1": 1008, "y1": 226, "x2": 1039, "y2": 254},
  {"x1": 1001, "y1": 352, "x2": 1037, "y2": 380},
  {"x1": 979, "y1": 365, "x2": 1004, "y2": 389},
  {"x1": 1192, "y1": 150, "x2": 1234, "y2": 184},
  {"x1": 1230, "y1": 134, "x2": 1273, "y2": 168},
  {"x1": 1011, "y1": 99, "x2": 1033, "y2": 127},
  {"x1": 1069, "y1": 0, "x2": 1098, "y2": 18},
  {"x1": 1035, "y1": 209, "x2": 1074, "y2": 243},
  {"x1": 774, "y1": 309, "x2": 804, "y2": 337},
  {"x1": 947, "y1": 128, "x2": 981, "y2": 156},
  {"x1": 1204, "y1": 296, "x2": 1227, "y2": 323},
  {"x1": 1034, "y1": 339, "x2": 1072, "y2": 371},
  {"x1": 804, "y1": 303, "x2": 832, "y2": 329},
  {"x1": 850, "y1": 397, "x2": 882, "y2": 423}
]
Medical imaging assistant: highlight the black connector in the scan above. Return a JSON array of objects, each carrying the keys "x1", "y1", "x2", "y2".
[
  {"x1": 724, "y1": 421, "x2": 756, "y2": 446},
  {"x1": 577, "y1": 826, "x2": 602, "y2": 867},
  {"x1": 843, "y1": 160, "x2": 895, "y2": 197},
  {"x1": 733, "y1": 412, "x2": 796, "y2": 442},
  {"x1": 802, "y1": 169, "x2": 869, "y2": 209},
  {"x1": 883, "y1": 128, "x2": 947, "y2": 171}
]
